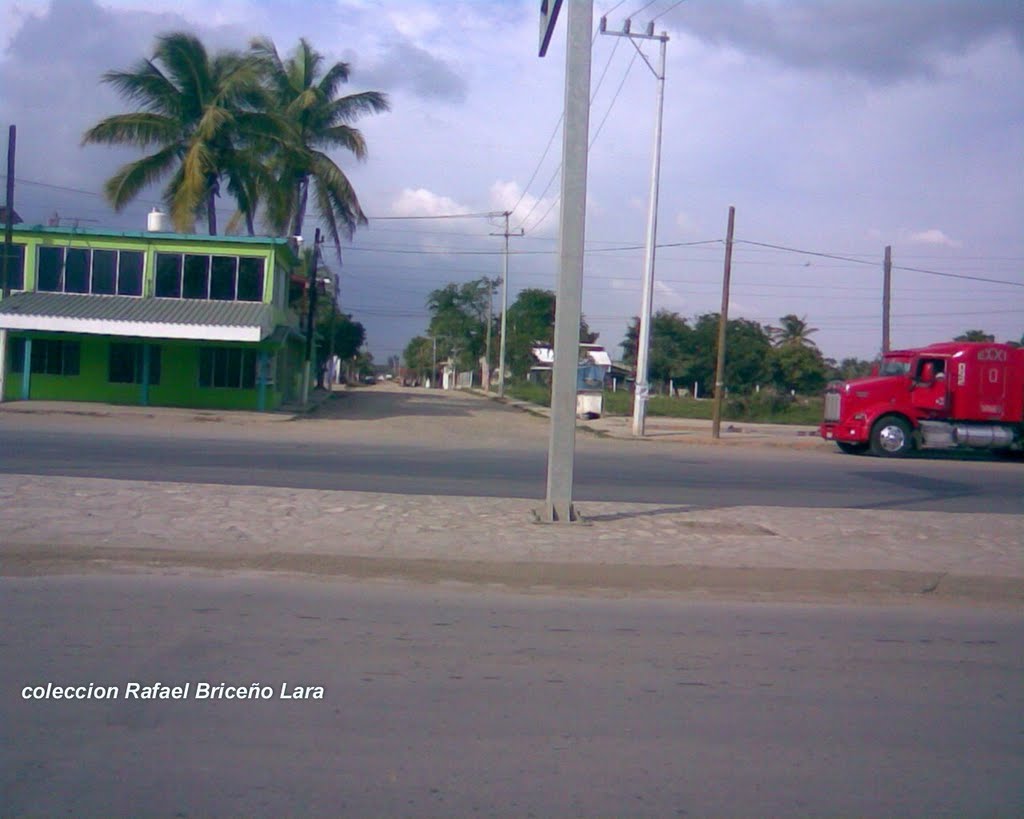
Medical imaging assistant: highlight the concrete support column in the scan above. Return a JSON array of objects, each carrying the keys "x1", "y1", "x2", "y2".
[{"x1": 20, "y1": 336, "x2": 31, "y2": 400}]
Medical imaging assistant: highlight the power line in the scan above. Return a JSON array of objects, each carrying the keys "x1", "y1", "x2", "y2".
[
  {"x1": 651, "y1": 0, "x2": 688, "y2": 23},
  {"x1": 626, "y1": 0, "x2": 661, "y2": 18},
  {"x1": 366, "y1": 211, "x2": 502, "y2": 221},
  {"x1": 736, "y1": 239, "x2": 1024, "y2": 288}
]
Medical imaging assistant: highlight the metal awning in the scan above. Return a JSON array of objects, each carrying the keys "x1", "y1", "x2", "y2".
[{"x1": 0, "y1": 292, "x2": 278, "y2": 343}]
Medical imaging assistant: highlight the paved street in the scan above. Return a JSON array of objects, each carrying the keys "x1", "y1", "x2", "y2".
[
  {"x1": 1, "y1": 383, "x2": 1021, "y2": 513},
  {"x1": 1, "y1": 385, "x2": 1022, "y2": 816},
  {"x1": 2, "y1": 574, "x2": 1022, "y2": 817},
  {"x1": 1, "y1": 383, "x2": 1021, "y2": 603}
]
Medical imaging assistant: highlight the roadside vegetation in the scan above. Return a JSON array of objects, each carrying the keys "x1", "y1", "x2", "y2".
[
  {"x1": 507, "y1": 382, "x2": 823, "y2": 425},
  {"x1": 406, "y1": 278, "x2": 1019, "y2": 424}
]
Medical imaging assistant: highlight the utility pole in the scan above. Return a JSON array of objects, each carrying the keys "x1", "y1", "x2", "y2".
[
  {"x1": 600, "y1": 16, "x2": 669, "y2": 437},
  {"x1": 492, "y1": 211, "x2": 523, "y2": 398},
  {"x1": 303, "y1": 227, "x2": 322, "y2": 404},
  {"x1": 882, "y1": 245, "x2": 892, "y2": 353},
  {"x1": 0, "y1": 125, "x2": 17, "y2": 405},
  {"x1": 711, "y1": 206, "x2": 736, "y2": 439},
  {"x1": 484, "y1": 277, "x2": 494, "y2": 392},
  {"x1": 539, "y1": 0, "x2": 592, "y2": 523}
]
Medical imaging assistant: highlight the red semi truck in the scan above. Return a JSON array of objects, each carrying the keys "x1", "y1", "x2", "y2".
[{"x1": 820, "y1": 342, "x2": 1024, "y2": 457}]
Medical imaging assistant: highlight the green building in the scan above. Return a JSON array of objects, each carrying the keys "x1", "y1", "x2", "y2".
[{"x1": 0, "y1": 224, "x2": 310, "y2": 411}]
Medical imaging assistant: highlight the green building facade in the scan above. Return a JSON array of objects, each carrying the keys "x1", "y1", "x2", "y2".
[{"x1": 0, "y1": 225, "x2": 309, "y2": 411}]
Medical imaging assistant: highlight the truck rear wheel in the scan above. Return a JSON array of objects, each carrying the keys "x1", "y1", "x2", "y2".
[{"x1": 870, "y1": 415, "x2": 914, "y2": 457}]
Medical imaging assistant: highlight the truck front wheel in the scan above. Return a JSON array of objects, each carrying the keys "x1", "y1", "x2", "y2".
[{"x1": 870, "y1": 416, "x2": 914, "y2": 457}]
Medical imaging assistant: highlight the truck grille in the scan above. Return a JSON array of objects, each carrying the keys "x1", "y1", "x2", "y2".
[{"x1": 824, "y1": 391, "x2": 841, "y2": 422}]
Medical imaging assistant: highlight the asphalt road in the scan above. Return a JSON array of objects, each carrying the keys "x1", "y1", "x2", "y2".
[
  {"x1": 0, "y1": 389, "x2": 1020, "y2": 513},
  {"x1": 2, "y1": 573, "x2": 1021, "y2": 817}
]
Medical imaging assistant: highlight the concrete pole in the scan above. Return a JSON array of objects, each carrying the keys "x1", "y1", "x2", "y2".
[
  {"x1": 498, "y1": 212, "x2": 510, "y2": 398},
  {"x1": 631, "y1": 35, "x2": 667, "y2": 437},
  {"x1": 542, "y1": 0, "x2": 593, "y2": 523}
]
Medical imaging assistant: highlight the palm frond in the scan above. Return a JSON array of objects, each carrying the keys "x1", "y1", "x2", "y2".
[
  {"x1": 325, "y1": 91, "x2": 389, "y2": 126},
  {"x1": 318, "y1": 60, "x2": 352, "y2": 100},
  {"x1": 102, "y1": 146, "x2": 180, "y2": 211},
  {"x1": 318, "y1": 124, "x2": 367, "y2": 158},
  {"x1": 81, "y1": 112, "x2": 182, "y2": 148},
  {"x1": 155, "y1": 32, "x2": 214, "y2": 110},
  {"x1": 102, "y1": 61, "x2": 181, "y2": 116}
]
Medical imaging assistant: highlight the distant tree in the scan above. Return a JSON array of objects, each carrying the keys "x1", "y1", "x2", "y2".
[
  {"x1": 426, "y1": 279, "x2": 494, "y2": 372},
  {"x1": 769, "y1": 343, "x2": 828, "y2": 395},
  {"x1": 314, "y1": 310, "x2": 364, "y2": 387},
  {"x1": 505, "y1": 288, "x2": 598, "y2": 378},
  {"x1": 955, "y1": 329, "x2": 996, "y2": 342},
  {"x1": 353, "y1": 350, "x2": 374, "y2": 378},
  {"x1": 83, "y1": 32, "x2": 275, "y2": 234},
  {"x1": 403, "y1": 336, "x2": 435, "y2": 382},
  {"x1": 621, "y1": 311, "x2": 693, "y2": 393},
  {"x1": 623, "y1": 312, "x2": 772, "y2": 396},
  {"x1": 826, "y1": 357, "x2": 875, "y2": 381},
  {"x1": 769, "y1": 314, "x2": 819, "y2": 349},
  {"x1": 690, "y1": 314, "x2": 773, "y2": 397}
]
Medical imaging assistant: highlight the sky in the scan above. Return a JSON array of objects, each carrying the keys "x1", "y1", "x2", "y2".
[{"x1": 1, "y1": 0, "x2": 1022, "y2": 366}]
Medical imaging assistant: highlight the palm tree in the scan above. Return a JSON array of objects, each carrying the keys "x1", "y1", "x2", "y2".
[
  {"x1": 249, "y1": 37, "x2": 389, "y2": 253},
  {"x1": 770, "y1": 314, "x2": 819, "y2": 349},
  {"x1": 83, "y1": 32, "x2": 277, "y2": 234}
]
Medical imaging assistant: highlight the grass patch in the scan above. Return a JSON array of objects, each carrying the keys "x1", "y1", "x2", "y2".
[{"x1": 506, "y1": 382, "x2": 822, "y2": 425}]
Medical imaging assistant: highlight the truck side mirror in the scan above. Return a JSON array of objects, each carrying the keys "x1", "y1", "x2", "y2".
[{"x1": 919, "y1": 362, "x2": 935, "y2": 382}]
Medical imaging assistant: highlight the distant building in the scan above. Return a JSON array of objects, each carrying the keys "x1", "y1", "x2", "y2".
[
  {"x1": 0, "y1": 223, "x2": 308, "y2": 411},
  {"x1": 528, "y1": 342, "x2": 612, "y2": 387}
]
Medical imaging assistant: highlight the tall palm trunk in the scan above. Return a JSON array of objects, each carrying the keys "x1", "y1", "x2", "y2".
[
  {"x1": 291, "y1": 174, "x2": 309, "y2": 239},
  {"x1": 206, "y1": 177, "x2": 219, "y2": 235}
]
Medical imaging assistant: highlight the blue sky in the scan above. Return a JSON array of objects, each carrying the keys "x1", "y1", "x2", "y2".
[{"x1": 2, "y1": 0, "x2": 1022, "y2": 364}]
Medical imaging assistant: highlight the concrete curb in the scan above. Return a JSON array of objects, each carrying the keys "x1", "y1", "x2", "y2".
[{"x1": 3, "y1": 545, "x2": 1021, "y2": 607}]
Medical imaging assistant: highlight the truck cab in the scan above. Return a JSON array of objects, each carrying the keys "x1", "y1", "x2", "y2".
[{"x1": 821, "y1": 342, "x2": 1024, "y2": 457}]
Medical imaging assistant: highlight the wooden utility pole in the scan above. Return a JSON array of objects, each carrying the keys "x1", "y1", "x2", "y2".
[
  {"x1": 0, "y1": 125, "x2": 17, "y2": 405},
  {"x1": 711, "y1": 206, "x2": 736, "y2": 439},
  {"x1": 882, "y1": 245, "x2": 892, "y2": 353}
]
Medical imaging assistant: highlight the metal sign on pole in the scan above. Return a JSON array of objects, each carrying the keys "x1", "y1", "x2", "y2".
[
  {"x1": 538, "y1": 0, "x2": 592, "y2": 523},
  {"x1": 539, "y1": 0, "x2": 564, "y2": 57}
]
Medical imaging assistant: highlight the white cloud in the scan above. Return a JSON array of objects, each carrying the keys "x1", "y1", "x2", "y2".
[
  {"x1": 387, "y1": 8, "x2": 441, "y2": 41},
  {"x1": 489, "y1": 180, "x2": 558, "y2": 235},
  {"x1": 674, "y1": 211, "x2": 701, "y2": 236},
  {"x1": 905, "y1": 228, "x2": 964, "y2": 248},
  {"x1": 390, "y1": 187, "x2": 471, "y2": 218}
]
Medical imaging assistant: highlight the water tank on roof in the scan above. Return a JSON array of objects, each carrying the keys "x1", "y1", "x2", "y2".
[{"x1": 147, "y1": 208, "x2": 169, "y2": 232}]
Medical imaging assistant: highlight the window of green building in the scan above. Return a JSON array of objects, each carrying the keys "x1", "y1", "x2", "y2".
[
  {"x1": 10, "y1": 338, "x2": 80, "y2": 375},
  {"x1": 1, "y1": 243, "x2": 26, "y2": 290},
  {"x1": 156, "y1": 253, "x2": 264, "y2": 302},
  {"x1": 35, "y1": 247, "x2": 143, "y2": 296},
  {"x1": 109, "y1": 343, "x2": 161, "y2": 385},
  {"x1": 199, "y1": 347, "x2": 257, "y2": 389}
]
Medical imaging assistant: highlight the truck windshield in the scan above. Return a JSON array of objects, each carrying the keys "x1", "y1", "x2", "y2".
[{"x1": 879, "y1": 359, "x2": 911, "y2": 376}]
